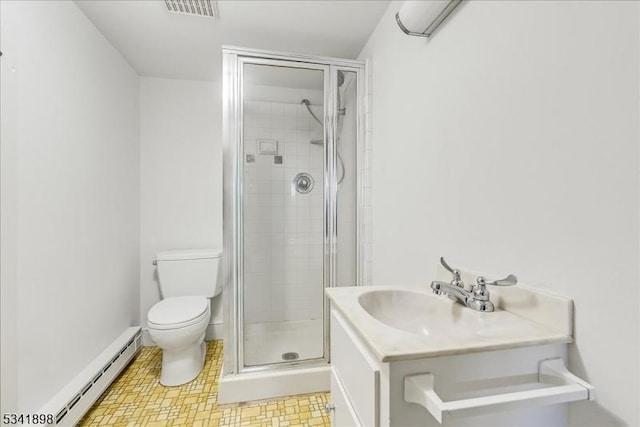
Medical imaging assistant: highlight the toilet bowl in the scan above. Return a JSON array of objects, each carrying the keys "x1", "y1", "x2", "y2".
[{"x1": 148, "y1": 296, "x2": 211, "y2": 386}]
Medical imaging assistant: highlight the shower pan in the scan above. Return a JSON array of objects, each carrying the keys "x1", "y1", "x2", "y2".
[{"x1": 219, "y1": 47, "x2": 365, "y2": 403}]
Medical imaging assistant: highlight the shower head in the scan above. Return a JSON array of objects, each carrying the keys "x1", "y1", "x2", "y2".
[{"x1": 337, "y1": 70, "x2": 345, "y2": 87}]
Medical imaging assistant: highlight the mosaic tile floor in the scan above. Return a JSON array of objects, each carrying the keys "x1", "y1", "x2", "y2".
[{"x1": 79, "y1": 340, "x2": 331, "y2": 426}]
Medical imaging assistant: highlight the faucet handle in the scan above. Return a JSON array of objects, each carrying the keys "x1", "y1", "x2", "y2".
[
  {"x1": 477, "y1": 274, "x2": 518, "y2": 287},
  {"x1": 440, "y1": 257, "x2": 456, "y2": 274},
  {"x1": 440, "y1": 257, "x2": 463, "y2": 288}
]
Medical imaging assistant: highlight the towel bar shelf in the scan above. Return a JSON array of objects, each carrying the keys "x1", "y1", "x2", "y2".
[{"x1": 404, "y1": 358, "x2": 594, "y2": 424}]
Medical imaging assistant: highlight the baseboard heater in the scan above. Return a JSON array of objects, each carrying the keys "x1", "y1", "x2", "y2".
[{"x1": 39, "y1": 327, "x2": 142, "y2": 426}]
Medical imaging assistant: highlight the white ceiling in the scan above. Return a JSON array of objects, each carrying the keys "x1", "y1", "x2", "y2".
[{"x1": 75, "y1": 0, "x2": 391, "y2": 82}]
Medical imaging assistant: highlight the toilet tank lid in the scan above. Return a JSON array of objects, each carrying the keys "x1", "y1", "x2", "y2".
[{"x1": 156, "y1": 249, "x2": 222, "y2": 261}]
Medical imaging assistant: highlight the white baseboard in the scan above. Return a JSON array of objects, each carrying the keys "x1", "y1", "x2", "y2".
[{"x1": 141, "y1": 323, "x2": 223, "y2": 347}]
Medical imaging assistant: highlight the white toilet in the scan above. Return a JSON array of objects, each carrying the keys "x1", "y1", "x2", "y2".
[{"x1": 147, "y1": 249, "x2": 222, "y2": 386}]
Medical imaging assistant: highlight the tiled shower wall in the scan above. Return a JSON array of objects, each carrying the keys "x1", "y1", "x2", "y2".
[{"x1": 243, "y1": 100, "x2": 325, "y2": 325}]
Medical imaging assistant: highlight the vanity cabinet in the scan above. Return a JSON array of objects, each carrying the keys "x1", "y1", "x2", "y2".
[{"x1": 327, "y1": 284, "x2": 594, "y2": 427}]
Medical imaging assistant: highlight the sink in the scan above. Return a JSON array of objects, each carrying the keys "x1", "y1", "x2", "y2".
[
  {"x1": 357, "y1": 289, "x2": 541, "y2": 338},
  {"x1": 327, "y1": 285, "x2": 573, "y2": 362},
  {"x1": 358, "y1": 289, "x2": 472, "y2": 337}
]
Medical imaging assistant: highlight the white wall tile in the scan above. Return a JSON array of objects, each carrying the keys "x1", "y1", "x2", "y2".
[
  {"x1": 297, "y1": 156, "x2": 310, "y2": 169},
  {"x1": 243, "y1": 100, "x2": 332, "y2": 323}
]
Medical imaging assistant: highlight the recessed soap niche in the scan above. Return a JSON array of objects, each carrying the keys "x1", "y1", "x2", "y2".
[{"x1": 257, "y1": 139, "x2": 278, "y2": 155}]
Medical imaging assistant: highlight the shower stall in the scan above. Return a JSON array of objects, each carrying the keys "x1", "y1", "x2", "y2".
[{"x1": 220, "y1": 47, "x2": 365, "y2": 402}]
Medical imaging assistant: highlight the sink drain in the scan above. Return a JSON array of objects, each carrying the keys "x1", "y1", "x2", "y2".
[{"x1": 282, "y1": 352, "x2": 299, "y2": 361}]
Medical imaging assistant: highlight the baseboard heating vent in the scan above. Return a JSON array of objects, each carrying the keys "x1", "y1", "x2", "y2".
[{"x1": 40, "y1": 327, "x2": 142, "y2": 426}]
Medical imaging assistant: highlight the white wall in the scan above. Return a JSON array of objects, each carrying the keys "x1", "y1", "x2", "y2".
[
  {"x1": 139, "y1": 77, "x2": 223, "y2": 337},
  {"x1": 360, "y1": 1, "x2": 639, "y2": 426},
  {"x1": 0, "y1": 1, "x2": 19, "y2": 412},
  {"x1": 0, "y1": 0, "x2": 140, "y2": 413}
]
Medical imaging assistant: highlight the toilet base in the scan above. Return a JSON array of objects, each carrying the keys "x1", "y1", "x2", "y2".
[{"x1": 160, "y1": 340, "x2": 207, "y2": 386}]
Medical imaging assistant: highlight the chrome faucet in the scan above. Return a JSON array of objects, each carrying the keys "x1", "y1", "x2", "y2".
[{"x1": 430, "y1": 257, "x2": 517, "y2": 312}]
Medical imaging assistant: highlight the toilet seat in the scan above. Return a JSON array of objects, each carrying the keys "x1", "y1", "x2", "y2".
[{"x1": 148, "y1": 296, "x2": 209, "y2": 330}]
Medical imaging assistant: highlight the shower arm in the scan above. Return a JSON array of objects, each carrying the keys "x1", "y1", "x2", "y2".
[{"x1": 302, "y1": 100, "x2": 323, "y2": 127}]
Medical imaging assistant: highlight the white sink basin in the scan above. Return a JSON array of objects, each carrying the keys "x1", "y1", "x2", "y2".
[
  {"x1": 357, "y1": 289, "x2": 541, "y2": 339},
  {"x1": 326, "y1": 285, "x2": 572, "y2": 362}
]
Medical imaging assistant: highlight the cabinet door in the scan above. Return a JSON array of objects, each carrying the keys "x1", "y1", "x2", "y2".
[
  {"x1": 331, "y1": 309, "x2": 380, "y2": 427},
  {"x1": 331, "y1": 368, "x2": 360, "y2": 427}
]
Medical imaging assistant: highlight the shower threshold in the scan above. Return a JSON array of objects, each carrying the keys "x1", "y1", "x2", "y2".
[
  {"x1": 217, "y1": 319, "x2": 329, "y2": 404},
  {"x1": 217, "y1": 362, "x2": 330, "y2": 404}
]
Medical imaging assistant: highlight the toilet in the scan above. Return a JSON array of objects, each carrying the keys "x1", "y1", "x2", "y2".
[{"x1": 147, "y1": 249, "x2": 222, "y2": 386}]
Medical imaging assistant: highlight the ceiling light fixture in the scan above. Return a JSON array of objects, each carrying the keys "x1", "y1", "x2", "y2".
[
  {"x1": 396, "y1": 0, "x2": 462, "y2": 38},
  {"x1": 165, "y1": 0, "x2": 218, "y2": 19}
]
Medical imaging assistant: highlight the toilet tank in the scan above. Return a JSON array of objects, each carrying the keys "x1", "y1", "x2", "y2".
[{"x1": 155, "y1": 249, "x2": 222, "y2": 298}]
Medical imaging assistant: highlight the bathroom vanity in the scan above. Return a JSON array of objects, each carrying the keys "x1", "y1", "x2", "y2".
[{"x1": 325, "y1": 266, "x2": 594, "y2": 427}]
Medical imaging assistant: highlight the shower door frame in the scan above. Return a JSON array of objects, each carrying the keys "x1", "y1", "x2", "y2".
[{"x1": 222, "y1": 46, "x2": 366, "y2": 376}]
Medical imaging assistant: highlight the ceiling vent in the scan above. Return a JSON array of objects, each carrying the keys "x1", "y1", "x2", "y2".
[{"x1": 165, "y1": 0, "x2": 218, "y2": 19}]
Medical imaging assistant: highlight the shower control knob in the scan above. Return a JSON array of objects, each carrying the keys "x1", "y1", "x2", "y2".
[
  {"x1": 324, "y1": 403, "x2": 335, "y2": 415},
  {"x1": 294, "y1": 172, "x2": 315, "y2": 194}
]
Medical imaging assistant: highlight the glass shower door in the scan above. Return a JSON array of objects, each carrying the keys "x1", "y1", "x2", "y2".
[{"x1": 241, "y1": 63, "x2": 326, "y2": 367}]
